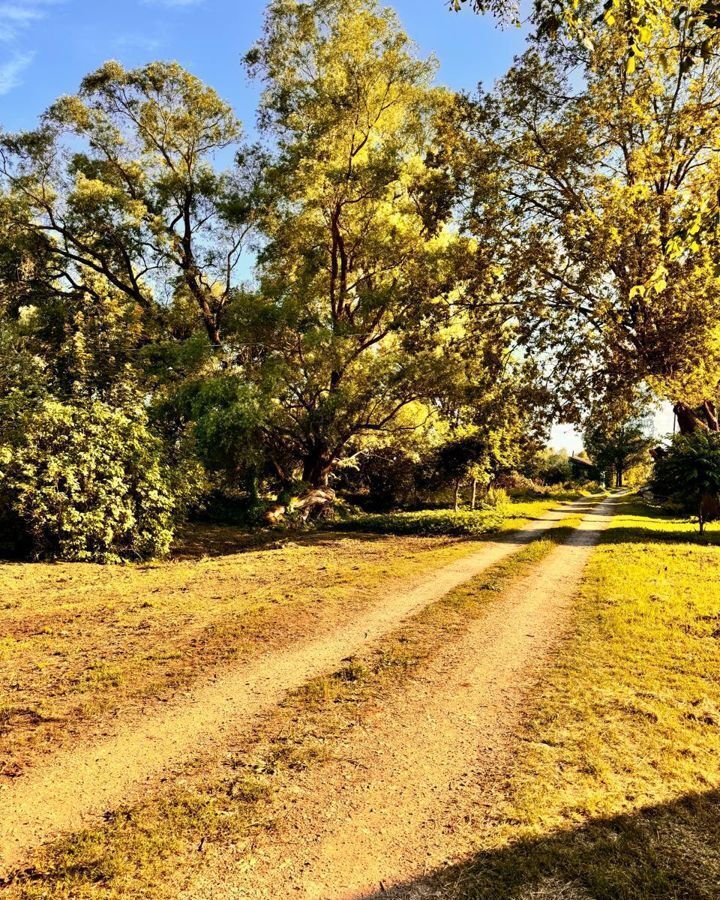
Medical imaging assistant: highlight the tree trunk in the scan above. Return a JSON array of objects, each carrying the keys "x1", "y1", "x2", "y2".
[
  {"x1": 674, "y1": 402, "x2": 720, "y2": 435},
  {"x1": 453, "y1": 478, "x2": 461, "y2": 512},
  {"x1": 672, "y1": 402, "x2": 720, "y2": 530},
  {"x1": 471, "y1": 479, "x2": 478, "y2": 511},
  {"x1": 302, "y1": 446, "x2": 334, "y2": 489}
]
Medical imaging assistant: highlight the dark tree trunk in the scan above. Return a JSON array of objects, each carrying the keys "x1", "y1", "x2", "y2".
[
  {"x1": 673, "y1": 402, "x2": 720, "y2": 530},
  {"x1": 674, "y1": 402, "x2": 720, "y2": 435},
  {"x1": 453, "y1": 478, "x2": 462, "y2": 512},
  {"x1": 302, "y1": 446, "x2": 334, "y2": 489}
]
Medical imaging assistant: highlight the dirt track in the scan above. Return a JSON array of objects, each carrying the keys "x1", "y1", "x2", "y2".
[
  {"x1": 182, "y1": 497, "x2": 618, "y2": 899},
  {"x1": 0, "y1": 498, "x2": 601, "y2": 877}
]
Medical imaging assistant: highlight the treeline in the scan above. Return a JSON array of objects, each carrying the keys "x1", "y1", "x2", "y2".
[{"x1": 1, "y1": 0, "x2": 719, "y2": 559}]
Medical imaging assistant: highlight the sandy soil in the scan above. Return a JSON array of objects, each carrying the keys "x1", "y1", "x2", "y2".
[
  {"x1": 182, "y1": 497, "x2": 619, "y2": 899},
  {"x1": 0, "y1": 498, "x2": 592, "y2": 877}
]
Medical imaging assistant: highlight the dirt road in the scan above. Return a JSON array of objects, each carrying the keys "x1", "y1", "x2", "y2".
[
  {"x1": 0, "y1": 498, "x2": 602, "y2": 877},
  {"x1": 183, "y1": 497, "x2": 618, "y2": 899}
]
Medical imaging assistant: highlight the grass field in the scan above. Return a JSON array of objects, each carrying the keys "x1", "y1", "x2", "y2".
[
  {"x1": 3, "y1": 498, "x2": 719, "y2": 898},
  {"x1": 334, "y1": 492, "x2": 592, "y2": 537}
]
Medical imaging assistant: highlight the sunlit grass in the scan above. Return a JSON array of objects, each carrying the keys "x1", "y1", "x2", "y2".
[
  {"x1": 426, "y1": 499, "x2": 720, "y2": 898},
  {"x1": 334, "y1": 495, "x2": 583, "y2": 537},
  {"x1": 10, "y1": 500, "x2": 712, "y2": 899}
]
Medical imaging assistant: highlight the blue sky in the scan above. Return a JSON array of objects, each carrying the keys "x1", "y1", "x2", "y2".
[{"x1": 0, "y1": 0, "x2": 529, "y2": 133}]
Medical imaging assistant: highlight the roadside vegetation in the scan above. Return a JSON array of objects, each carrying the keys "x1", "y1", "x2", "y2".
[
  {"x1": 334, "y1": 495, "x2": 589, "y2": 537},
  {"x1": 2, "y1": 0, "x2": 720, "y2": 563}
]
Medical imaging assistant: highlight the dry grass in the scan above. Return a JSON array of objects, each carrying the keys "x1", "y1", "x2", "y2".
[
  {"x1": 0, "y1": 498, "x2": 563, "y2": 775},
  {"x1": 1, "y1": 515, "x2": 581, "y2": 899},
  {"x1": 12, "y1": 498, "x2": 716, "y2": 900}
]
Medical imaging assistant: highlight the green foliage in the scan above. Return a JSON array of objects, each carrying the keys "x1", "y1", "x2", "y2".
[
  {"x1": 241, "y1": 0, "x2": 485, "y2": 486},
  {"x1": 584, "y1": 416, "x2": 654, "y2": 487},
  {"x1": 464, "y1": 5, "x2": 720, "y2": 421},
  {"x1": 334, "y1": 506, "x2": 506, "y2": 537},
  {"x1": 0, "y1": 401, "x2": 174, "y2": 562},
  {"x1": 158, "y1": 374, "x2": 266, "y2": 477},
  {"x1": 1, "y1": 60, "x2": 256, "y2": 348},
  {"x1": 652, "y1": 432, "x2": 720, "y2": 528},
  {"x1": 525, "y1": 449, "x2": 573, "y2": 486}
]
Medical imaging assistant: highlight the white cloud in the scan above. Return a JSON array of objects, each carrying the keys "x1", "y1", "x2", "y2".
[
  {"x1": 0, "y1": 1, "x2": 62, "y2": 42},
  {"x1": 0, "y1": 1, "x2": 64, "y2": 93},
  {"x1": 0, "y1": 49, "x2": 34, "y2": 94}
]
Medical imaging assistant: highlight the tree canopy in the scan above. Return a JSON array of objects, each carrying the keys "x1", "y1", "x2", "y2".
[
  {"x1": 462, "y1": 3, "x2": 720, "y2": 430},
  {"x1": 1, "y1": 0, "x2": 719, "y2": 557}
]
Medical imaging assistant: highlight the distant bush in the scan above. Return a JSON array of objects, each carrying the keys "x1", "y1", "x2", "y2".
[
  {"x1": 0, "y1": 400, "x2": 175, "y2": 562},
  {"x1": 333, "y1": 507, "x2": 505, "y2": 537}
]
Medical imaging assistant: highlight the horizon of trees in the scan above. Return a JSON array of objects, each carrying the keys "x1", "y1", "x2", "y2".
[{"x1": 0, "y1": 0, "x2": 718, "y2": 559}]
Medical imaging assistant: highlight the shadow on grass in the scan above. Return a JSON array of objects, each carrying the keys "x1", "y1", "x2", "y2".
[
  {"x1": 170, "y1": 524, "x2": 395, "y2": 560},
  {"x1": 171, "y1": 499, "x2": 611, "y2": 560},
  {"x1": 362, "y1": 788, "x2": 720, "y2": 900}
]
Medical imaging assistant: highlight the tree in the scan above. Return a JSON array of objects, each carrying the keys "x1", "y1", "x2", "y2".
[
  {"x1": 452, "y1": 1, "x2": 720, "y2": 76},
  {"x1": 584, "y1": 416, "x2": 654, "y2": 487},
  {"x1": 431, "y1": 345, "x2": 551, "y2": 506},
  {"x1": 0, "y1": 61, "x2": 257, "y2": 348},
  {"x1": 241, "y1": 0, "x2": 477, "y2": 490},
  {"x1": 463, "y1": 5, "x2": 720, "y2": 433}
]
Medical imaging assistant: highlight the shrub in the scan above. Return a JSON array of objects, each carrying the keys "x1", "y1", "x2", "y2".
[
  {"x1": 0, "y1": 400, "x2": 174, "y2": 561},
  {"x1": 652, "y1": 432, "x2": 720, "y2": 531}
]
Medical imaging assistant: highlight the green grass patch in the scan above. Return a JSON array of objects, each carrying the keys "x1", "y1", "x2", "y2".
[{"x1": 333, "y1": 497, "x2": 581, "y2": 537}]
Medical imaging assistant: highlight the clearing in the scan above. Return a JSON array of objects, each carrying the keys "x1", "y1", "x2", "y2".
[
  {"x1": 2, "y1": 496, "x2": 719, "y2": 900},
  {"x1": 0, "y1": 496, "x2": 587, "y2": 874}
]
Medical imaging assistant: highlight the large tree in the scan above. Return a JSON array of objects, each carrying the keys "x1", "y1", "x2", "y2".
[
  {"x1": 464, "y1": 1, "x2": 720, "y2": 434},
  {"x1": 0, "y1": 61, "x2": 256, "y2": 348},
  {"x1": 241, "y1": 0, "x2": 485, "y2": 488},
  {"x1": 584, "y1": 415, "x2": 654, "y2": 487}
]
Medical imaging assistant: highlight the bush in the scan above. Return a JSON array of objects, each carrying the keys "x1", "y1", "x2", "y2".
[
  {"x1": 652, "y1": 431, "x2": 720, "y2": 531},
  {"x1": 0, "y1": 400, "x2": 175, "y2": 561}
]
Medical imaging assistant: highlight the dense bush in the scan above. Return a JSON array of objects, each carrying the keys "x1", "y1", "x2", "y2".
[
  {"x1": 652, "y1": 432, "x2": 720, "y2": 531},
  {"x1": 0, "y1": 401, "x2": 175, "y2": 561}
]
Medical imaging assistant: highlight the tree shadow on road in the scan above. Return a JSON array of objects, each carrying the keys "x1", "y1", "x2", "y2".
[{"x1": 363, "y1": 788, "x2": 720, "y2": 900}]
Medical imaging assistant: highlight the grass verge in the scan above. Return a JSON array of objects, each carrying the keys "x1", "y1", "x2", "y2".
[
  {"x1": 391, "y1": 499, "x2": 720, "y2": 899},
  {"x1": 333, "y1": 496, "x2": 585, "y2": 537}
]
